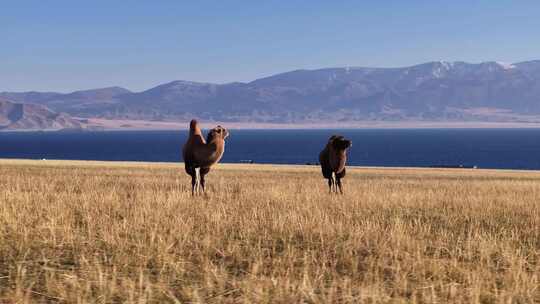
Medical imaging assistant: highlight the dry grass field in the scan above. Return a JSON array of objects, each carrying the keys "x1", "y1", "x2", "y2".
[{"x1": 0, "y1": 159, "x2": 538, "y2": 303}]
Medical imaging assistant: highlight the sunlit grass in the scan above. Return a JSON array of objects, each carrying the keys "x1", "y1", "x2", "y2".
[{"x1": 0, "y1": 159, "x2": 538, "y2": 303}]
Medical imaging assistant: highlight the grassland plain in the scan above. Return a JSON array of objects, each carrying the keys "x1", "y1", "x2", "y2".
[{"x1": 0, "y1": 159, "x2": 538, "y2": 303}]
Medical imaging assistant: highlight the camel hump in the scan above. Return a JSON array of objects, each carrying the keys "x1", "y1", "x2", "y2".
[
  {"x1": 189, "y1": 119, "x2": 199, "y2": 131},
  {"x1": 189, "y1": 119, "x2": 203, "y2": 136}
]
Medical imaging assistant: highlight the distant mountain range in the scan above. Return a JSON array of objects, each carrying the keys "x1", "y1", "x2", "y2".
[{"x1": 2, "y1": 60, "x2": 540, "y2": 129}]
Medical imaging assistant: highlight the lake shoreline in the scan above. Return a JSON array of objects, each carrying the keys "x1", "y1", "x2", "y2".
[{"x1": 4, "y1": 119, "x2": 540, "y2": 132}]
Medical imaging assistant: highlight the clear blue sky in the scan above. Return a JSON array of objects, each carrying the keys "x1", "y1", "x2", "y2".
[{"x1": 2, "y1": 0, "x2": 540, "y2": 92}]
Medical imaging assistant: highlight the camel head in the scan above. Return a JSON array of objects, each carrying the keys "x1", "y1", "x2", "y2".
[
  {"x1": 207, "y1": 125, "x2": 229, "y2": 142},
  {"x1": 330, "y1": 135, "x2": 352, "y2": 151}
]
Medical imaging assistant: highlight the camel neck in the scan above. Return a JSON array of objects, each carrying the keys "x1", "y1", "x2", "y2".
[{"x1": 208, "y1": 139, "x2": 224, "y2": 150}]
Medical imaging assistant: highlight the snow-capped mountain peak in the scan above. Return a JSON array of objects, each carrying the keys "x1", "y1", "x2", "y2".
[{"x1": 495, "y1": 61, "x2": 516, "y2": 70}]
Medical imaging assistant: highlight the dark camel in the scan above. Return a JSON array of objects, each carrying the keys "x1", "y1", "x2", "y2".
[
  {"x1": 319, "y1": 135, "x2": 352, "y2": 194},
  {"x1": 182, "y1": 120, "x2": 229, "y2": 195}
]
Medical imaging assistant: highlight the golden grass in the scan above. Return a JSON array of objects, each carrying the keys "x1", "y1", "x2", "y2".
[{"x1": 0, "y1": 159, "x2": 538, "y2": 303}]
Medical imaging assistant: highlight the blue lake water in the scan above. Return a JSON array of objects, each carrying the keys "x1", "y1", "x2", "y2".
[{"x1": 1, "y1": 129, "x2": 540, "y2": 170}]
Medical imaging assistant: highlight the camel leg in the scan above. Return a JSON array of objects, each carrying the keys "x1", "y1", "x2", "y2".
[
  {"x1": 332, "y1": 178, "x2": 336, "y2": 193},
  {"x1": 200, "y1": 174, "x2": 205, "y2": 194},
  {"x1": 200, "y1": 167, "x2": 210, "y2": 194},
  {"x1": 336, "y1": 176, "x2": 343, "y2": 195},
  {"x1": 185, "y1": 165, "x2": 197, "y2": 196},
  {"x1": 194, "y1": 167, "x2": 201, "y2": 195},
  {"x1": 191, "y1": 173, "x2": 197, "y2": 196}
]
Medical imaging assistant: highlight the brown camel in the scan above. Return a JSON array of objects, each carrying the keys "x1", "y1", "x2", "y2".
[
  {"x1": 182, "y1": 120, "x2": 229, "y2": 195},
  {"x1": 319, "y1": 135, "x2": 352, "y2": 194}
]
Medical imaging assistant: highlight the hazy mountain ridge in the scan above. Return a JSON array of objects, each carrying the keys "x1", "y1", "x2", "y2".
[
  {"x1": 0, "y1": 99, "x2": 85, "y2": 130},
  {"x1": 2, "y1": 60, "x2": 540, "y2": 124}
]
